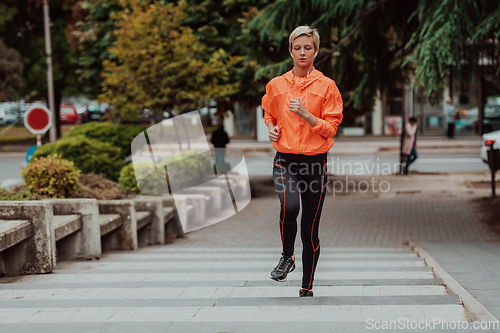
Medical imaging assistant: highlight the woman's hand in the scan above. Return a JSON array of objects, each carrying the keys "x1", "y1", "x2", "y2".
[
  {"x1": 289, "y1": 98, "x2": 308, "y2": 118},
  {"x1": 289, "y1": 98, "x2": 318, "y2": 127},
  {"x1": 268, "y1": 124, "x2": 281, "y2": 142}
]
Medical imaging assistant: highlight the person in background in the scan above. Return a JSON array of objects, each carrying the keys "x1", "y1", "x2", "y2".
[
  {"x1": 445, "y1": 98, "x2": 456, "y2": 138},
  {"x1": 210, "y1": 124, "x2": 229, "y2": 165},
  {"x1": 402, "y1": 117, "x2": 418, "y2": 175}
]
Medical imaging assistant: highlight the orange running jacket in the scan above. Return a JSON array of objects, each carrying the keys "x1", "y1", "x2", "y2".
[{"x1": 262, "y1": 67, "x2": 343, "y2": 155}]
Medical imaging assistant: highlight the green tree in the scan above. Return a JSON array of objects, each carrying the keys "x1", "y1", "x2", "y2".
[
  {"x1": 0, "y1": 0, "x2": 81, "y2": 137},
  {"x1": 178, "y1": 0, "x2": 271, "y2": 115},
  {"x1": 98, "y1": 0, "x2": 241, "y2": 123},
  {"x1": 70, "y1": 0, "x2": 272, "y2": 117},
  {"x1": 68, "y1": 0, "x2": 122, "y2": 99},
  {"x1": 406, "y1": 0, "x2": 500, "y2": 100},
  {"x1": 247, "y1": 0, "x2": 419, "y2": 124},
  {"x1": 248, "y1": 0, "x2": 500, "y2": 122},
  {"x1": 0, "y1": 39, "x2": 24, "y2": 102}
]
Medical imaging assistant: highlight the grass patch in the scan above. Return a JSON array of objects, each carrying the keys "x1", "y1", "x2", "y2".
[
  {"x1": 0, "y1": 135, "x2": 37, "y2": 143},
  {"x1": 0, "y1": 125, "x2": 26, "y2": 130}
]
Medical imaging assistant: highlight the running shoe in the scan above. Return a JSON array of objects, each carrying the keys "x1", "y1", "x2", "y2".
[
  {"x1": 299, "y1": 288, "x2": 313, "y2": 297},
  {"x1": 269, "y1": 254, "x2": 295, "y2": 282}
]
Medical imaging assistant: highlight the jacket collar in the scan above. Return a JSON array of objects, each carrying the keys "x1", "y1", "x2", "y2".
[{"x1": 283, "y1": 66, "x2": 323, "y2": 89}]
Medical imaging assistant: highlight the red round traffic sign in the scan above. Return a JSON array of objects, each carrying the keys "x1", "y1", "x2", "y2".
[{"x1": 24, "y1": 105, "x2": 52, "y2": 134}]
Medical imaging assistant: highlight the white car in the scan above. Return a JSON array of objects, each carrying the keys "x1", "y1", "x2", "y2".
[
  {"x1": 481, "y1": 129, "x2": 500, "y2": 163},
  {"x1": 0, "y1": 103, "x2": 20, "y2": 125}
]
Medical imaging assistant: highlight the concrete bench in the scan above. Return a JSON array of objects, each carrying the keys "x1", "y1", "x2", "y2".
[
  {"x1": 0, "y1": 220, "x2": 32, "y2": 253},
  {"x1": 50, "y1": 199, "x2": 101, "y2": 261},
  {"x1": 0, "y1": 220, "x2": 34, "y2": 276},
  {"x1": 176, "y1": 186, "x2": 222, "y2": 215},
  {"x1": 136, "y1": 211, "x2": 153, "y2": 230},
  {"x1": 97, "y1": 200, "x2": 137, "y2": 251},
  {"x1": 97, "y1": 198, "x2": 179, "y2": 250},
  {"x1": 0, "y1": 195, "x2": 186, "y2": 276},
  {"x1": 0, "y1": 201, "x2": 56, "y2": 276},
  {"x1": 187, "y1": 204, "x2": 194, "y2": 220},
  {"x1": 227, "y1": 173, "x2": 250, "y2": 197},
  {"x1": 133, "y1": 197, "x2": 163, "y2": 247},
  {"x1": 226, "y1": 174, "x2": 251, "y2": 212},
  {"x1": 53, "y1": 215, "x2": 81, "y2": 241},
  {"x1": 133, "y1": 196, "x2": 185, "y2": 246},
  {"x1": 204, "y1": 178, "x2": 237, "y2": 210},
  {"x1": 161, "y1": 196, "x2": 184, "y2": 242},
  {"x1": 99, "y1": 214, "x2": 122, "y2": 236},
  {"x1": 170, "y1": 194, "x2": 205, "y2": 224}
]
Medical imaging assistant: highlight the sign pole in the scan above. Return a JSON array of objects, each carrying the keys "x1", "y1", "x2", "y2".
[
  {"x1": 43, "y1": 0, "x2": 56, "y2": 143},
  {"x1": 24, "y1": 105, "x2": 52, "y2": 163},
  {"x1": 489, "y1": 145, "x2": 497, "y2": 198}
]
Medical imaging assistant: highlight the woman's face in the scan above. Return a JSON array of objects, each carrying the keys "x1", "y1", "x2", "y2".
[{"x1": 290, "y1": 35, "x2": 316, "y2": 69}]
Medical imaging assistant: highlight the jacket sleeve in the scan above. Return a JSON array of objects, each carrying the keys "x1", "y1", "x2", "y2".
[
  {"x1": 311, "y1": 81, "x2": 343, "y2": 138},
  {"x1": 404, "y1": 123, "x2": 414, "y2": 138},
  {"x1": 262, "y1": 82, "x2": 277, "y2": 127}
]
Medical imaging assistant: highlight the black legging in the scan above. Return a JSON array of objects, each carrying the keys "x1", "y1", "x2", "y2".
[{"x1": 272, "y1": 152, "x2": 328, "y2": 290}]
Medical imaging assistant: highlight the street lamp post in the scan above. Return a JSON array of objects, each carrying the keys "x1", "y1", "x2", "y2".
[{"x1": 43, "y1": 0, "x2": 56, "y2": 143}]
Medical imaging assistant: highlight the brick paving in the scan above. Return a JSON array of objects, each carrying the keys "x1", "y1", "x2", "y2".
[{"x1": 174, "y1": 174, "x2": 500, "y2": 247}]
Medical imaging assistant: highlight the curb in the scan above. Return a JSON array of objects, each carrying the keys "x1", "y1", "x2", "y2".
[{"x1": 409, "y1": 241, "x2": 499, "y2": 327}]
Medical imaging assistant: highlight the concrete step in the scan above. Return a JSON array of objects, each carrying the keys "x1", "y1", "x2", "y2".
[
  {"x1": 0, "y1": 285, "x2": 450, "y2": 300},
  {"x1": 0, "y1": 246, "x2": 470, "y2": 326}
]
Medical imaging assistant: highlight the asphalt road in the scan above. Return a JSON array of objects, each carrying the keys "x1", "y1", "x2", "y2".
[
  {"x1": 244, "y1": 154, "x2": 489, "y2": 177},
  {"x1": 0, "y1": 151, "x2": 490, "y2": 189},
  {"x1": 0, "y1": 153, "x2": 27, "y2": 189}
]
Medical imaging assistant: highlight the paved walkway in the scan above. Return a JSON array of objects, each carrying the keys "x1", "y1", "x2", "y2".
[
  {"x1": 419, "y1": 242, "x2": 500, "y2": 320},
  {"x1": 1, "y1": 174, "x2": 499, "y2": 332},
  {"x1": 0, "y1": 245, "x2": 468, "y2": 332}
]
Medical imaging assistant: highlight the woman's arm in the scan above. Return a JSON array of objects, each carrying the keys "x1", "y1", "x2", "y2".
[
  {"x1": 289, "y1": 82, "x2": 343, "y2": 138},
  {"x1": 267, "y1": 120, "x2": 280, "y2": 142},
  {"x1": 289, "y1": 99, "x2": 318, "y2": 127},
  {"x1": 262, "y1": 81, "x2": 281, "y2": 142}
]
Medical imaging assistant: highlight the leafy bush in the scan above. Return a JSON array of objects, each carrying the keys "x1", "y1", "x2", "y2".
[
  {"x1": 118, "y1": 163, "x2": 138, "y2": 193},
  {"x1": 119, "y1": 161, "x2": 169, "y2": 195},
  {"x1": 0, "y1": 188, "x2": 40, "y2": 201},
  {"x1": 118, "y1": 150, "x2": 213, "y2": 195},
  {"x1": 163, "y1": 151, "x2": 213, "y2": 189},
  {"x1": 20, "y1": 154, "x2": 80, "y2": 198},
  {"x1": 62, "y1": 122, "x2": 145, "y2": 160},
  {"x1": 32, "y1": 135, "x2": 123, "y2": 181}
]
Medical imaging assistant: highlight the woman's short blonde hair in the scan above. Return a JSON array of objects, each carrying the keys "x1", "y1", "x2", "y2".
[{"x1": 289, "y1": 25, "x2": 320, "y2": 50}]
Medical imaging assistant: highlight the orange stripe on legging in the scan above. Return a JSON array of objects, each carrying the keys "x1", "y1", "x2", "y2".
[
  {"x1": 307, "y1": 160, "x2": 326, "y2": 289},
  {"x1": 279, "y1": 156, "x2": 286, "y2": 254}
]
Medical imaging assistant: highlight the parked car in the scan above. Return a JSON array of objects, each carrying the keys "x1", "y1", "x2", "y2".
[
  {"x1": 0, "y1": 103, "x2": 19, "y2": 125},
  {"x1": 480, "y1": 129, "x2": 500, "y2": 163},
  {"x1": 483, "y1": 104, "x2": 500, "y2": 133},
  {"x1": 59, "y1": 105, "x2": 81, "y2": 124},
  {"x1": 82, "y1": 102, "x2": 109, "y2": 123}
]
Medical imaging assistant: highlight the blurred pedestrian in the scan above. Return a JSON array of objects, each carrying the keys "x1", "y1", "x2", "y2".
[
  {"x1": 402, "y1": 117, "x2": 418, "y2": 175},
  {"x1": 262, "y1": 25, "x2": 343, "y2": 297},
  {"x1": 210, "y1": 124, "x2": 229, "y2": 165},
  {"x1": 445, "y1": 98, "x2": 456, "y2": 138}
]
